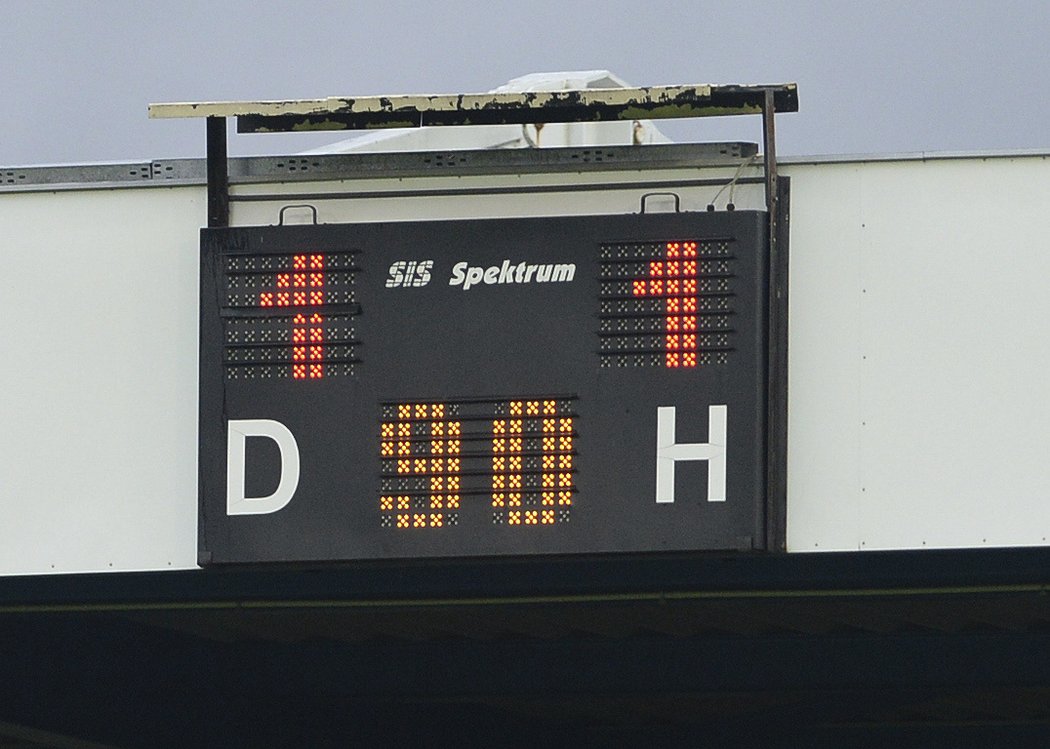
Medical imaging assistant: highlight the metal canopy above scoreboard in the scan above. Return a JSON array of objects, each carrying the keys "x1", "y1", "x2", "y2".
[
  {"x1": 149, "y1": 84, "x2": 798, "y2": 131},
  {"x1": 148, "y1": 82, "x2": 798, "y2": 228}
]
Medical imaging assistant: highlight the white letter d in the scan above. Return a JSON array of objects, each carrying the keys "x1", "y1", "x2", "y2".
[{"x1": 226, "y1": 419, "x2": 300, "y2": 516}]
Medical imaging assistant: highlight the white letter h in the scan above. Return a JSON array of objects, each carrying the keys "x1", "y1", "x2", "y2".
[{"x1": 655, "y1": 405, "x2": 727, "y2": 504}]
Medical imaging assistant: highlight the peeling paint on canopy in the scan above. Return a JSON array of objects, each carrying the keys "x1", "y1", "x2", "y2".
[{"x1": 149, "y1": 84, "x2": 797, "y2": 133}]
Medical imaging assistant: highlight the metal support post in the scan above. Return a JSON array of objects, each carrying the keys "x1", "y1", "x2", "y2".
[
  {"x1": 761, "y1": 88, "x2": 778, "y2": 223},
  {"x1": 206, "y1": 117, "x2": 230, "y2": 228},
  {"x1": 760, "y1": 87, "x2": 788, "y2": 551}
]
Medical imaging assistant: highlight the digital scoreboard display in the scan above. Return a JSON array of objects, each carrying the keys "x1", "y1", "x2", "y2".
[{"x1": 199, "y1": 211, "x2": 771, "y2": 564}]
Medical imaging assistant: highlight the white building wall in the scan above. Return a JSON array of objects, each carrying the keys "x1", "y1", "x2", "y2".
[
  {"x1": 1, "y1": 153, "x2": 1048, "y2": 574},
  {"x1": 0, "y1": 187, "x2": 203, "y2": 574},
  {"x1": 786, "y1": 155, "x2": 1050, "y2": 550}
]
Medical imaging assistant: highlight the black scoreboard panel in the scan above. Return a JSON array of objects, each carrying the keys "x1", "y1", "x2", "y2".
[{"x1": 199, "y1": 211, "x2": 770, "y2": 564}]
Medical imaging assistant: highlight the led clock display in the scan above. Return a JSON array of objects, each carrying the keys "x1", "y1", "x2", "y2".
[
  {"x1": 378, "y1": 397, "x2": 577, "y2": 532},
  {"x1": 199, "y1": 211, "x2": 772, "y2": 564}
]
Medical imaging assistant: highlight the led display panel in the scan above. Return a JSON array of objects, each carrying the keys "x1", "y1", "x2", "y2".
[{"x1": 199, "y1": 211, "x2": 771, "y2": 564}]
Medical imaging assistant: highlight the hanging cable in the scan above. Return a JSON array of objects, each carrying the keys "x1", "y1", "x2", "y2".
[{"x1": 707, "y1": 153, "x2": 760, "y2": 211}]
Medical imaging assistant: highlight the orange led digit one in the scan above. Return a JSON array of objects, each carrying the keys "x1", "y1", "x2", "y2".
[
  {"x1": 257, "y1": 253, "x2": 327, "y2": 379},
  {"x1": 628, "y1": 241, "x2": 702, "y2": 368}
]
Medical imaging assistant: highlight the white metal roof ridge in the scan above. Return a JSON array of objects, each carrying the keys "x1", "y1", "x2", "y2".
[
  {"x1": 778, "y1": 148, "x2": 1050, "y2": 165},
  {"x1": 491, "y1": 70, "x2": 633, "y2": 92},
  {"x1": 300, "y1": 70, "x2": 670, "y2": 154}
]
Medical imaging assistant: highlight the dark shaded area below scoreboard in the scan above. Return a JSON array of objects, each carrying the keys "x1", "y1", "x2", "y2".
[{"x1": 2, "y1": 548, "x2": 1050, "y2": 748}]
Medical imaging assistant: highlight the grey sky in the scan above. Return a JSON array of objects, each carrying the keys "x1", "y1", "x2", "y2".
[{"x1": 2, "y1": 0, "x2": 1047, "y2": 165}]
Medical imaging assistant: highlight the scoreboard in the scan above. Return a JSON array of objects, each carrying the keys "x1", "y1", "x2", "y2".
[{"x1": 198, "y1": 210, "x2": 773, "y2": 564}]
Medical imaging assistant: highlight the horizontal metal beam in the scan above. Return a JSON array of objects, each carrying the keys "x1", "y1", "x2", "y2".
[
  {"x1": 9, "y1": 148, "x2": 1050, "y2": 195},
  {"x1": 0, "y1": 143, "x2": 761, "y2": 193},
  {"x1": 148, "y1": 84, "x2": 798, "y2": 133},
  {"x1": 4, "y1": 547, "x2": 1050, "y2": 609},
  {"x1": 226, "y1": 176, "x2": 768, "y2": 204}
]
